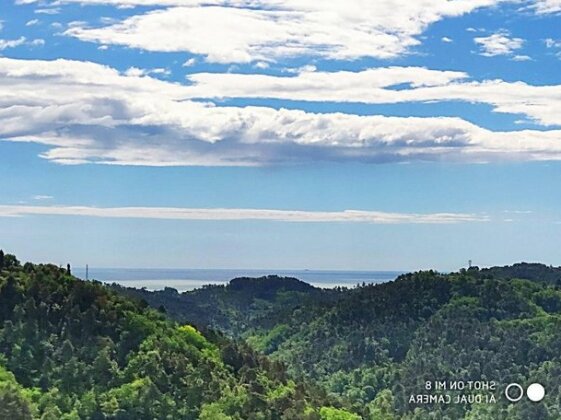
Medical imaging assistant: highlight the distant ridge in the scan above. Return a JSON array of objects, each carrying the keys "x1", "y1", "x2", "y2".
[
  {"x1": 112, "y1": 274, "x2": 340, "y2": 336},
  {"x1": 477, "y1": 262, "x2": 561, "y2": 285},
  {"x1": 228, "y1": 275, "x2": 317, "y2": 297}
]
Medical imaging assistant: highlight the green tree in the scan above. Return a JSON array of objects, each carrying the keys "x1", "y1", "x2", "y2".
[
  {"x1": 199, "y1": 403, "x2": 233, "y2": 420},
  {"x1": 319, "y1": 407, "x2": 361, "y2": 420},
  {"x1": 368, "y1": 389, "x2": 396, "y2": 420},
  {"x1": 40, "y1": 406, "x2": 63, "y2": 420},
  {"x1": 0, "y1": 365, "x2": 35, "y2": 420}
]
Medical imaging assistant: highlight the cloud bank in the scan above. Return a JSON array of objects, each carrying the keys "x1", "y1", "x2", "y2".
[
  {"x1": 183, "y1": 68, "x2": 561, "y2": 127},
  {"x1": 2, "y1": 57, "x2": 561, "y2": 166},
  {"x1": 63, "y1": 0, "x2": 503, "y2": 63},
  {"x1": 0, "y1": 204, "x2": 488, "y2": 224}
]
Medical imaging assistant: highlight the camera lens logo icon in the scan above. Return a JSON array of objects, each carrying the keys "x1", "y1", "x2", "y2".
[
  {"x1": 505, "y1": 384, "x2": 524, "y2": 403},
  {"x1": 505, "y1": 383, "x2": 545, "y2": 403},
  {"x1": 527, "y1": 383, "x2": 545, "y2": 402}
]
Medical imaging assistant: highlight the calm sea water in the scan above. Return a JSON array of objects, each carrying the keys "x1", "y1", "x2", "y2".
[{"x1": 72, "y1": 268, "x2": 403, "y2": 292}]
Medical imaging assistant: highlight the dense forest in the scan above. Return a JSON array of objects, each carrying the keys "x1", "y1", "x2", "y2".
[
  {"x1": 2, "y1": 250, "x2": 561, "y2": 418},
  {"x1": 117, "y1": 263, "x2": 561, "y2": 419},
  {"x1": 0, "y1": 251, "x2": 356, "y2": 419}
]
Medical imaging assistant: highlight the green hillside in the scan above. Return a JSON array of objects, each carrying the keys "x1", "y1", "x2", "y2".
[
  {"x1": 4, "y1": 249, "x2": 561, "y2": 419},
  {"x1": 121, "y1": 265, "x2": 561, "y2": 419},
  {"x1": 112, "y1": 275, "x2": 341, "y2": 337},
  {"x1": 0, "y1": 251, "x2": 358, "y2": 419}
]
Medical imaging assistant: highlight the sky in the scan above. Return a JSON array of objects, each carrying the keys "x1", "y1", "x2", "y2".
[{"x1": 1, "y1": 0, "x2": 561, "y2": 271}]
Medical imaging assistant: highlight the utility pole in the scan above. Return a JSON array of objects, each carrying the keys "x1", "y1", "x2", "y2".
[{"x1": 86, "y1": 264, "x2": 89, "y2": 281}]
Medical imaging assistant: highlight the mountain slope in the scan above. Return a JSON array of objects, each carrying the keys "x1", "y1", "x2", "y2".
[
  {"x1": 0, "y1": 252, "x2": 355, "y2": 419},
  {"x1": 127, "y1": 266, "x2": 561, "y2": 419},
  {"x1": 113, "y1": 275, "x2": 341, "y2": 336}
]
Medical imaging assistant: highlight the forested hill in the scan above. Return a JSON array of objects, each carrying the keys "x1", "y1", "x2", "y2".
[
  {"x1": 0, "y1": 251, "x2": 361, "y2": 419},
  {"x1": 113, "y1": 275, "x2": 341, "y2": 336},
  {"x1": 4, "y1": 250, "x2": 561, "y2": 419},
  {"x1": 477, "y1": 262, "x2": 561, "y2": 285},
  {"x1": 119, "y1": 265, "x2": 561, "y2": 419}
]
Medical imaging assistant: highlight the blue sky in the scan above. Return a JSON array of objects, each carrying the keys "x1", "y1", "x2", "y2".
[{"x1": 1, "y1": 0, "x2": 561, "y2": 270}]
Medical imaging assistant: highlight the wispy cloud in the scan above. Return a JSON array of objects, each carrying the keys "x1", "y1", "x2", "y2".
[
  {"x1": 0, "y1": 205, "x2": 489, "y2": 224},
  {"x1": 512, "y1": 54, "x2": 531, "y2": 61},
  {"x1": 34, "y1": 8, "x2": 61, "y2": 15},
  {"x1": 0, "y1": 37, "x2": 44, "y2": 50},
  {"x1": 0, "y1": 37, "x2": 26, "y2": 50},
  {"x1": 33, "y1": 195, "x2": 54, "y2": 201},
  {"x1": 545, "y1": 38, "x2": 561, "y2": 48},
  {"x1": 182, "y1": 58, "x2": 196, "y2": 67},
  {"x1": 533, "y1": 0, "x2": 561, "y2": 14}
]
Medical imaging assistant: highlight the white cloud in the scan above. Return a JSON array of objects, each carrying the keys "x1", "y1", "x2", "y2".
[
  {"x1": 68, "y1": 20, "x2": 88, "y2": 28},
  {"x1": 19, "y1": 0, "x2": 213, "y2": 3},
  {"x1": 512, "y1": 54, "x2": 531, "y2": 61},
  {"x1": 124, "y1": 66, "x2": 170, "y2": 77},
  {"x1": 18, "y1": 0, "x2": 559, "y2": 13},
  {"x1": 32, "y1": 195, "x2": 54, "y2": 200},
  {"x1": 545, "y1": 38, "x2": 561, "y2": 48},
  {"x1": 474, "y1": 30, "x2": 524, "y2": 56},
  {"x1": 34, "y1": 8, "x2": 61, "y2": 15},
  {"x1": 0, "y1": 204, "x2": 488, "y2": 224},
  {"x1": 283, "y1": 64, "x2": 317, "y2": 74},
  {"x1": 63, "y1": 0, "x2": 504, "y2": 63},
  {"x1": 0, "y1": 37, "x2": 27, "y2": 50},
  {"x1": 184, "y1": 67, "x2": 470, "y2": 100},
  {"x1": 26, "y1": 19, "x2": 40, "y2": 26},
  {"x1": 182, "y1": 58, "x2": 197, "y2": 67},
  {"x1": 16, "y1": 0, "x2": 559, "y2": 64},
  {"x1": 183, "y1": 68, "x2": 561, "y2": 126},
  {"x1": 533, "y1": 0, "x2": 561, "y2": 13},
  {"x1": 2, "y1": 58, "x2": 561, "y2": 167},
  {"x1": 441, "y1": 36, "x2": 453, "y2": 43},
  {"x1": 100, "y1": 17, "x2": 119, "y2": 25},
  {"x1": 254, "y1": 61, "x2": 269, "y2": 70},
  {"x1": 0, "y1": 37, "x2": 45, "y2": 51},
  {"x1": 123, "y1": 67, "x2": 145, "y2": 77},
  {"x1": 150, "y1": 67, "x2": 171, "y2": 76}
]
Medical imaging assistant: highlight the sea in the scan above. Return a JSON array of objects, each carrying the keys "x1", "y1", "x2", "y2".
[{"x1": 72, "y1": 268, "x2": 403, "y2": 292}]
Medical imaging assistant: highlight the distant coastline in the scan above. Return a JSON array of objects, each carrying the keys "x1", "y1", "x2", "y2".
[{"x1": 73, "y1": 267, "x2": 403, "y2": 291}]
